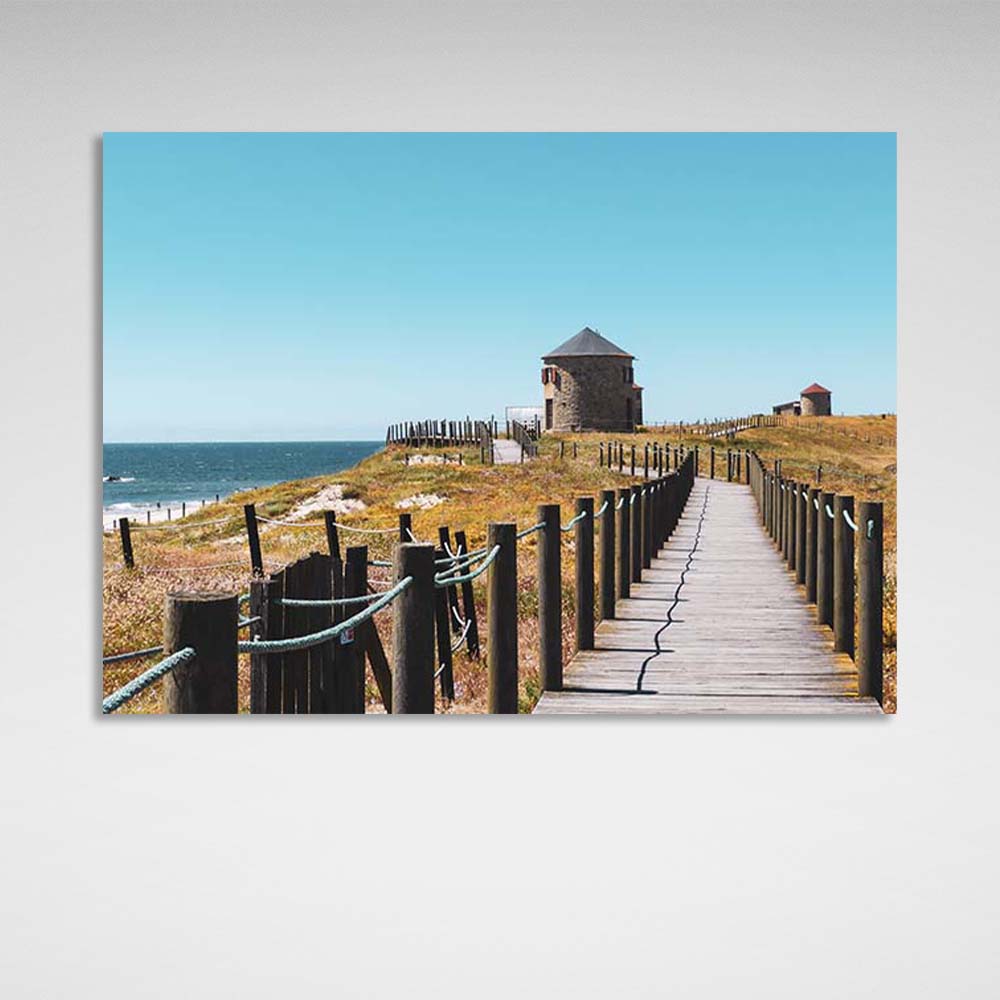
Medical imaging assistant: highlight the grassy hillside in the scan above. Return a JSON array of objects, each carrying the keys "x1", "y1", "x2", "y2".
[{"x1": 103, "y1": 414, "x2": 896, "y2": 713}]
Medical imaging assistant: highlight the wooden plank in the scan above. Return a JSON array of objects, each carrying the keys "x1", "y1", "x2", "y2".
[{"x1": 532, "y1": 478, "x2": 882, "y2": 717}]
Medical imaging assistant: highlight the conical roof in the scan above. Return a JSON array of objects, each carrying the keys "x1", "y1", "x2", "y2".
[
  {"x1": 801, "y1": 382, "x2": 831, "y2": 395},
  {"x1": 543, "y1": 327, "x2": 633, "y2": 360}
]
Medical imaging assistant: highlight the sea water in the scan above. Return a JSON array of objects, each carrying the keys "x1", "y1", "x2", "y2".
[{"x1": 102, "y1": 441, "x2": 382, "y2": 524}]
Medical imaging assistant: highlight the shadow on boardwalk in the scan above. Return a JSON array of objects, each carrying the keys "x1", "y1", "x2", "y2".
[{"x1": 534, "y1": 479, "x2": 881, "y2": 715}]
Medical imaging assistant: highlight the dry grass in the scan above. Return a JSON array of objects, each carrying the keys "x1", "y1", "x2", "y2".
[{"x1": 103, "y1": 414, "x2": 896, "y2": 714}]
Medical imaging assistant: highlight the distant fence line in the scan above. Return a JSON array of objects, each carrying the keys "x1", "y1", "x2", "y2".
[{"x1": 103, "y1": 453, "x2": 698, "y2": 714}]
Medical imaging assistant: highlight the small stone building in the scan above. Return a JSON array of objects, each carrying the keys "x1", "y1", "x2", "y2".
[
  {"x1": 799, "y1": 382, "x2": 832, "y2": 416},
  {"x1": 541, "y1": 328, "x2": 643, "y2": 432},
  {"x1": 773, "y1": 382, "x2": 832, "y2": 416}
]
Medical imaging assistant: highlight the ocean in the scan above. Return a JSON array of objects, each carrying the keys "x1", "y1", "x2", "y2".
[{"x1": 102, "y1": 441, "x2": 382, "y2": 524}]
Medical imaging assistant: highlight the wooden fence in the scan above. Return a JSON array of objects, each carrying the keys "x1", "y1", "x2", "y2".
[
  {"x1": 104, "y1": 453, "x2": 697, "y2": 713},
  {"x1": 386, "y1": 417, "x2": 494, "y2": 451},
  {"x1": 509, "y1": 418, "x2": 538, "y2": 458},
  {"x1": 747, "y1": 452, "x2": 884, "y2": 704}
]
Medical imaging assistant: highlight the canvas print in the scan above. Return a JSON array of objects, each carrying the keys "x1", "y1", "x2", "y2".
[{"x1": 102, "y1": 132, "x2": 897, "y2": 715}]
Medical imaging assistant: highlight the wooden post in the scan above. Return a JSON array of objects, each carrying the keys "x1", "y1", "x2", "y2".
[
  {"x1": 392, "y1": 543, "x2": 436, "y2": 713},
  {"x1": 433, "y1": 547, "x2": 455, "y2": 702},
  {"x1": 574, "y1": 497, "x2": 595, "y2": 650},
  {"x1": 643, "y1": 444, "x2": 649, "y2": 479},
  {"x1": 857, "y1": 501, "x2": 884, "y2": 703},
  {"x1": 710, "y1": 447, "x2": 715, "y2": 479},
  {"x1": 641, "y1": 485, "x2": 652, "y2": 569},
  {"x1": 244, "y1": 503, "x2": 263, "y2": 576},
  {"x1": 438, "y1": 526, "x2": 462, "y2": 633},
  {"x1": 163, "y1": 591, "x2": 238, "y2": 713},
  {"x1": 119, "y1": 516, "x2": 134, "y2": 569},
  {"x1": 727, "y1": 450, "x2": 732, "y2": 482},
  {"x1": 487, "y1": 522, "x2": 518, "y2": 713},
  {"x1": 833, "y1": 495, "x2": 855, "y2": 656},
  {"x1": 249, "y1": 576, "x2": 277, "y2": 713},
  {"x1": 617, "y1": 488, "x2": 631, "y2": 598},
  {"x1": 630, "y1": 485, "x2": 642, "y2": 583},
  {"x1": 796, "y1": 484, "x2": 807, "y2": 584},
  {"x1": 453, "y1": 529, "x2": 480, "y2": 658},
  {"x1": 630, "y1": 444, "x2": 636, "y2": 476},
  {"x1": 560, "y1": 440, "x2": 565, "y2": 459},
  {"x1": 538, "y1": 504, "x2": 562, "y2": 692},
  {"x1": 599, "y1": 489, "x2": 615, "y2": 621},
  {"x1": 600, "y1": 442, "x2": 604, "y2": 467},
  {"x1": 398, "y1": 512, "x2": 412, "y2": 543},
  {"x1": 787, "y1": 482, "x2": 797, "y2": 570},
  {"x1": 324, "y1": 511, "x2": 341, "y2": 561},
  {"x1": 342, "y1": 547, "x2": 367, "y2": 712},
  {"x1": 805, "y1": 487, "x2": 818, "y2": 603},
  {"x1": 817, "y1": 490, "x2": 835, "y2": 627}
]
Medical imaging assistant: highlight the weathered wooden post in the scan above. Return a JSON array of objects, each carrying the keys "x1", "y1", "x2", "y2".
[
  {"x1": 833, "y1": 495, "x2": 855, "y2": 656},
  {"x1": 398, "y1": 512, "x2": 412, "y2": 543},
  {"x1": 710, "y1": 447, "x2": 715, "y2": 479},
  {"x1": 249, "y1": 575, "x2": 276, "y2": 714},
  {"x1": 575, "y1": 497, "x2": 595, "y2": 651},
  {"x1": 324, "y1": 510, "x2": 341, "y2": 561},
  {"x1": 796, "y1": 484, "x2": 807, "y2": 584},
  {"x1": 617, "y1": 487, "x2": 631, "y2": 599},
  {"x1": 787, "y1": 481, "x2": 798, "y2": 570},
  {"x1": 643, "y1": 444, "x2": 649, "y2": 479},
  {"x1": 727, "y1": 449, "x2": 732, "y2": 482},
  {"x1": 485, "y1": 523, "x2": 518, "y2": 713},
  {"x1": 163, "y1": 592, "x2": 238, "y2": 713},
  {"x1": 641, "y1": 485, "x2": 652, "y2": 570},
  {"x1": 538, "y1": 504, "x2": 562, "y2": 692},
  {"x1": 817, "y1": 490, "x2": 835, "y2": 626},
  {"x1": 857, "y1": 501, "x2": 883, "y2": 703},
  {"x1": 244, "y1": 503, "x2": 263, "y2": 576},
  {"x1": 805, "y1": 486, "x2": 818, "y2": 603},
  {"x1": 599, "y1": 442, "x2": 604, "y2": 467},
  {"x1": 630, "y1": 444, "x2": 636, "y2": 476},
  {"x1": 392, "y1": 543, "x2": 436, "y2": 713},
  {"x1": 596, "y1": 489, "x2": 616, "y2": 622},
  {"x1": 118, "y1": 516, "x2": 134, "y2": 569},
  {"x1": 453, "y1": 529, "x2": 480, "y2": 657},
  {"x1": 630, "y1": 484, "x2": 642, "y2": 583},
  {"x1": 560, "y1": 440, "x2": 565, "y2": 459},
  {"x1": 433, "y1": 547, "x2": 455, "y2": 702},
  {"x1": 438, "y1": 526, "x2": 463, "y2": 633},
  {"x1": 341, "y1": 546, "x2": 368, "y2": 712}
]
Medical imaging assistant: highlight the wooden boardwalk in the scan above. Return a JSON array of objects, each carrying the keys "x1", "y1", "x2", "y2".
[{"x1": 534, "y1": 478, "x2": 881, "y2": 715}]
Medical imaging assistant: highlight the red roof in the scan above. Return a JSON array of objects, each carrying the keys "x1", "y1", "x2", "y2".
[{"x1": 801, "y1": 382, "x2": 830, "y2": 395}]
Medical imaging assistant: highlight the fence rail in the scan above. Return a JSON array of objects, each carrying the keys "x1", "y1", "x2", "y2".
[{"x1": 747, "y1": 451, "x2": 884, "y2": 704}]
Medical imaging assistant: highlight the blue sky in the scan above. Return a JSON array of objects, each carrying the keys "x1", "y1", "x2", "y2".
[{"x1": 103, "y1": 133, "x2": 896, "y2": 441}]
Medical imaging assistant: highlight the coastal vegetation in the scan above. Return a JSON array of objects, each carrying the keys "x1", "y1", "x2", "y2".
[{"x1": 103, "y1": 415, "x2": 896, "y2": 713}]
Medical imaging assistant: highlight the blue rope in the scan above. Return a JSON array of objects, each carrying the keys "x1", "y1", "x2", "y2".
[
  {"x1": 516, "y1": 522, "x2": 545, "y2": 540},
  {"x1": 102, "y1": 647, "x2": 196, "y2": 713},
  {"x1": 434, "y1": 545, "x2": 501, "y2": 587},
  {"x1": 102, "y1": 645, "x2": 164, "y2": 665},
  {"x1": 560, "y1": 510, "x2": 588, "y2": 532},
  {"x1": 237, "y1": 576, "x2": 413, "y2": 654}
]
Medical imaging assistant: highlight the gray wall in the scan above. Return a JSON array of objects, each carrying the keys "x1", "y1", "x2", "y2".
[{"x1": 549, "y1": 356, "x2": 636, "y2": 431}]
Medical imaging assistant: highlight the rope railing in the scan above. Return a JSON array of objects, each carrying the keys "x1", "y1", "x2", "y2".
[
  {"x1": 434, "y1": 544, "x2": 501, "y2": 587},
  {"x1": 102, "y1": 647, "x2": 196, "y2": 714},
  {"x1": 279, "y1": 588, "x2": 400, "y2": 608},
  {"x1": 102, "y1": 645, "x2": 164, "y2": 665},
  {"x1": 237, "y1": 576, "x2": 413, "y2": 654},
  {"x1": 257, "y1": 514, "x2": 399, "y2": 534},
  {"x1": 132, "y1": 516, "x2": 233, "y2": 530},
  {"x1": 842, "y1": 509, "x2": 858, "y2": 532},
  {"x1": 594, "y1": 499, "x2": 610, "y2": 517},
  {"x1": 560, "y1": 509, "x2": 588, "y2": 532},
  {"x1": 238, "y1": 615, "x2": 261, "y2": 628},
  {"x1": 516, "y1": 521, "x2": 545, "y2": 540}
]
